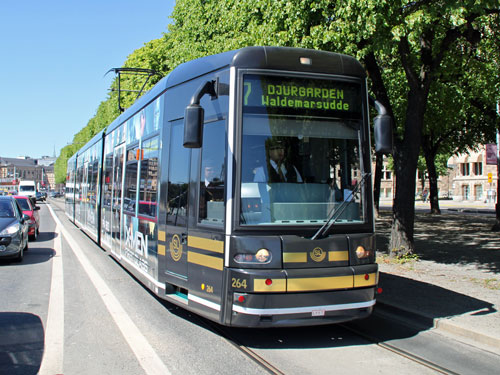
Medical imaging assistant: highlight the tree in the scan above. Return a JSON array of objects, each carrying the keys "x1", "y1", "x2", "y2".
[{"x1": 169, "y1": 0, "x2": 499, "y2": 254}]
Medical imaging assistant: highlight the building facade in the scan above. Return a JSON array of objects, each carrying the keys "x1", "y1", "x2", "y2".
[
  {"x1": 447, "y1": 145, "x2": 497, "y2": 203},
  {"x1": 0, "y1": 156, "x2": 55, "y2": 194},
  {"x1": 374, "y1": 144, "x2": 498, "y2": 203}
]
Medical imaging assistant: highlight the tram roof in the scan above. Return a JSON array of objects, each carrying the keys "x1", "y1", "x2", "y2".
[{"x1": 103, "y1": 46, "x2": 366, "y2": 136}]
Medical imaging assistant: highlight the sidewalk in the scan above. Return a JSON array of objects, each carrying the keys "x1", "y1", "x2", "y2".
[{"x1": 374, "y1": 205, "x2": 500, "y2": 355}]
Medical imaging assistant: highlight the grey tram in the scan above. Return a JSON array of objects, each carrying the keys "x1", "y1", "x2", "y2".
[{"x1": 65, "y1": 47, "x2": 392, "y2": 327}]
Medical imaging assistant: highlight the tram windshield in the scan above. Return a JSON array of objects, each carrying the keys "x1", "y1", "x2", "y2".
[{"x1": 239, "y1": 74, "x2": 366, "y2": 226}]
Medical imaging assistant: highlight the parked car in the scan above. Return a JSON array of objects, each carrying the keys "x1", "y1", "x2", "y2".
[
  {"x1": 36, "y1": 191, "x2": 46, "y2": 202},
  {"x1": 49, "y1": 191, "x2": 62, "y2": 198},
  {"x1": 0, "y1": 196, "x2": 29, "y2": 262},
  {"x1": 14, "y1": 195, "x2": 40, "y2": 241}
]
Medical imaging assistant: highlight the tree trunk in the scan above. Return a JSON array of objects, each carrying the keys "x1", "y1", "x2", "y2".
[
  {"x1": 426, "y1": 156, "x2": 441, "y2": 214},
  {"x1": 422, "y1": 136, "x2": 441, "y2": 214},
  {"x1": 389, "y1": 92, "x2": 425, "y2": 256},
  {"x1": 373, "y1": 154, "x2": 383, "y2": 218}
]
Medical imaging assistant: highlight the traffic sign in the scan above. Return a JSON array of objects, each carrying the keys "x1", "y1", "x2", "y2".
[{"x1": 488, "y1": 172, "x2": 493, "y2": 183}]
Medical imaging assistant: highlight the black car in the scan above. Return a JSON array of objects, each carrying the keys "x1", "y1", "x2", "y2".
[
  {"x1": 0, "y1": 196, "x2": 29, "y2": 262},
  {"x1": 36, "y1": 191, "x2": 46, "y2": 202}
]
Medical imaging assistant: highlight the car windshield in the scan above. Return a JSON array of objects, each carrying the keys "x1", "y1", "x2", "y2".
[
  {"x1": 20, "y1": 186, "x2": 35, "y2": 192},
  {"x1": 239, "y1": 74, "x2": 366, "y2": 226},
  {"x1": 15, "y1": 198, "x2": 31, "y2": 211},
  {"x1": 0, "y1": 201, "x2": 15, "y2": 217}
]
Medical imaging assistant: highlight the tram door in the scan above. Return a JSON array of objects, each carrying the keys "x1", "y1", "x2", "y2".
[
  {"x1": 165, "y1": 121, "x2": 190, "y2": 281},
  {"x1": 111, "y1": 144, "x2": 125, "y2": 258}
]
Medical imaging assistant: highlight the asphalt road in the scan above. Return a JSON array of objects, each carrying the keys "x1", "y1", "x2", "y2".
[{"x1": 1, "y1": 199, "x2": 498, "y2": 375}]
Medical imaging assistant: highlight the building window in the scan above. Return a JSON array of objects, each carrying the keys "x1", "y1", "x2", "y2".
[
  {"x1": 460, "y1": 163, "x2": 470, "y2": 176},
  {"x1": 473, "y1": 162, "x2": 482, "y2": 176},
  {"x1": 474, "y1": 185, "x2": 483, "y2": 201},
  {"x1": 462, "y1": 185, "x2": 470, "y2": 200}
]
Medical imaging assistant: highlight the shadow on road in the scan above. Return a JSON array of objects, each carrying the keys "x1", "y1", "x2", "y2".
[{"x1": 0, "y1": 312, "x2": 44, "y2": 375}]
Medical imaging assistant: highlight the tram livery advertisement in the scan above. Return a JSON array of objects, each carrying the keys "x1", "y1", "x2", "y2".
[{"x1": 66, "y1": 46, "x2": 393, "y2": 327}]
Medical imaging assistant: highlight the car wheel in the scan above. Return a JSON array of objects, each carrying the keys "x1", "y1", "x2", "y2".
[
  {"x1": 15, "y1": 243, "x2": 24, "y2": 262},
  {"x1": 29, "y1": 228, "x2": 38, "y2": 241}
]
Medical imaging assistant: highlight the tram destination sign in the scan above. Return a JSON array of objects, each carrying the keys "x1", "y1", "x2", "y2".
[{"x1": 243, "y1": 74, "x2": 362, "y2": 118}]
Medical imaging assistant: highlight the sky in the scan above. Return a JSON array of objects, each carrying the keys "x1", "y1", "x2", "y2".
[{"x1": 0, "y1": 1, "x2": 175, "y2": 159}]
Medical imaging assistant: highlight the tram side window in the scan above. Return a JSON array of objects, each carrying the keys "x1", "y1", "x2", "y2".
[
  {"x1": 102, "y1": 152, "x2": 113, "y2": 209},
  {"x1": 139, "y1": 136, "x2": 159, "y2": 218},
  {"x1": 167, "y1": 122, "x2": 190, "y2": 225},
  {"x1": 124, "y1": 146, "x2": 139, "y2": 214},
  {"x1": 198, "y1": 120, "x2": 225, "y2": 226}
]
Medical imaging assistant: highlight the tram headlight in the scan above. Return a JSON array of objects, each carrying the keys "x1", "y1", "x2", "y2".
[
  {"x1": 255, "y1": 249, "x2": 271, "y2": 263},
  {"x1": 234, "y1": 248, "x2": 272, "y2": 264},
  {"x1": 355, "y1": 246, "x2": 371, "y2": 259}
]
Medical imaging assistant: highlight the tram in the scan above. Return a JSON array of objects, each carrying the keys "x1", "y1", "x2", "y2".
[{"x1": 65, "y1": 46, "x2": 392, "y2": 327}]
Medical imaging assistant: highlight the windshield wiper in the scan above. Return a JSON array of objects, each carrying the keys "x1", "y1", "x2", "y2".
[{"x1": 310, "y1": 172, "x2": 371, "y2": 241}]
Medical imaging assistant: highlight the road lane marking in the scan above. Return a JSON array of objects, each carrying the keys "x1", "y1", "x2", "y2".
[
  {"x1": 47, "y1": 205, "x2": 171, "y2": 375},
  {"x1": 39, "y1": 223, "x2": 64, "y2": 375}
]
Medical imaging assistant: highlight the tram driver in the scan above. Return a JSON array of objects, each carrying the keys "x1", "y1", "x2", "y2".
[{"x1": 253, "y1": 138, "x2": 303, "y2": 183}]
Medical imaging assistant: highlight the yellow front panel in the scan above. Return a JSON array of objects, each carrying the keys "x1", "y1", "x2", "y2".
[
  {"x1": 187, "y1": 251, "x2": 223, "y2": 271},
  {"x1": 283, "y1": 252, "x2": 307, "y2": 263},
  {"x1": 254, "y1": 279, "x2": 287, "y2": 292},
  {"x1": 328, "y1": 251, "x2": 349, "y2": 262},
  {"x1": 188, "y1": 236, "x2": 224, "y2": 253},
  {"x1": 287, "y1": 276, "x2": 353, "y2": 292},
  {"x1": 354, "y1": 273, "x2": 378, "y2": 288}
]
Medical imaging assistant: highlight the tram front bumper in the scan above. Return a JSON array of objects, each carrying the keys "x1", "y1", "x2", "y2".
[{"x1": 228, "y1": 264, "x2": 377, "y2": 327}]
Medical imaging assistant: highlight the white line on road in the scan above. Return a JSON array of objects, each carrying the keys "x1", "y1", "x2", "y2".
[
  {"x1": 38, "y1": 221, "x2": 64, "y2": 375},
  {"x1": 46, "y1": 205, "x2": 171, "y2": 375}
]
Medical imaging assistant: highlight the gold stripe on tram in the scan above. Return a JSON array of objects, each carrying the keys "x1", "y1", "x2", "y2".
[
  {"x1": 287, "y1": 276, "x2": 354, "y2": 292},
  {"x1": 158, "y1": 244, "x2": 166, "y2": 256},
  {"x1": 353, "y1": 273, "x2": 378, "y2": 288},
  {"x1": 187, "y1": 251, "x2": 223, "y2": 271},
  {"x1": 283, "y1": 252, "x2": 307, "y2": 263},
  {"x1": 283, "y1": 251, "x2": 349, "y2": 263},
  {"x1": 328, "y1": 251, "x2": 349, "y2": 261},
  {"x1": 254, "y1": 278, "x2": 287, "y2": 292},
  {"x1": 188, "y1": 236, "x2": 224, "y2": 253}
]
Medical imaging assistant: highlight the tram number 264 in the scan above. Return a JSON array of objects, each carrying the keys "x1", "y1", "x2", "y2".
[{"x1": 232, "y1": 278, "x2": 248, "y2": 289}]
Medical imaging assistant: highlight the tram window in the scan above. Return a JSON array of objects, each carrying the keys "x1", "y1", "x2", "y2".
[
  {"x1": 139, "y1": 136, "x2": 159, "y2": 218},
  {"x1": 124, "y1": 146, "x2": 139, "y2": 214},
  {"x1": 102, "y1": 152, "x2": 113, "y2": 209},
  {"x1": 167, "y1": 122, "x2": 190, "y2": 225},
  {"x1": 198, "y1": 120, "x2": 225, "y2": 226}
]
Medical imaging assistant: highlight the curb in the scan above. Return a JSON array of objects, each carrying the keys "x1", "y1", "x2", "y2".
[{"x1": 374, "y1": 301, "x2": 500, "y2": 355}]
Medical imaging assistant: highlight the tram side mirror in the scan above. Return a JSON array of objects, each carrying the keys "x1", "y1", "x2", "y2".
[
  {"x1": 374, "y1": 114, "x2": 393, "y2": 154},
  {"x1": 183, "y1": 104, "x2": 204, "y2": 148}
]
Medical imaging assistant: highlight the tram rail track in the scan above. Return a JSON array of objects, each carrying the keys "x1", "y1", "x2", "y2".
[
  {"x1": 202, "y1": 320, "x2": 286, "y2": 375},
  {"x1": 340, "y1": 322, "x2": 460, "y2": 375}
]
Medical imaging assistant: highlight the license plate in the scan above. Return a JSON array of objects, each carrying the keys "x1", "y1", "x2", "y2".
[{"x1": 312, "y1": 309, "x2": 325, "y2": 317}]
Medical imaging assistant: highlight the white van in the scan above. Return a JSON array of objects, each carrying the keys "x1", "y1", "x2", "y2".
[{"x1": 18, "y1": 180, "x2": 37, "y2": 200}]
